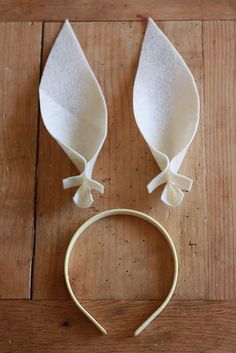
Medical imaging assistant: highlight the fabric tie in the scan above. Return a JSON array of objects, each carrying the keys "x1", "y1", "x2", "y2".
[{"x1": 63, "y1": 174, "x2": 104, "y2": 208}]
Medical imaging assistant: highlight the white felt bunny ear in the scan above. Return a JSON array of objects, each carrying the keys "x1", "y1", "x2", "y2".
[
  {"x1": 39, "y1": 20, "x2": 107, "y2": 208},
  {"x1": 133, "y1": 18, "x2": 200, "y2": 207}
]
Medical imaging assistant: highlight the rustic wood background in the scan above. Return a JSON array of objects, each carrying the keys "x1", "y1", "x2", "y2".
[{"x1": 0, "y1": 1, "x2": 235, "y2": 352}]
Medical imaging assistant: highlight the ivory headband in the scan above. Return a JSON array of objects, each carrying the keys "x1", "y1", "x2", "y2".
[{"x1": 64, "y1": 209, "x2": 178, "y2": 336}]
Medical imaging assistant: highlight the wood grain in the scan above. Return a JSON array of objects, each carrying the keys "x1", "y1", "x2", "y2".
[
  {"x1": 33, "y1": 21, "x2": 207, "y2": 300},
  {"x1": 0, "y1": 0, "x2": 236, "y2": 21},
  {"x1": 0, "y1": 4, "x2": 235, "y2": 353},
  {"x1": 0, "y1": 300, "x2": 235, "y2": 352},
  {"x1": 157, "y1": 21, "x2": 208, "y2": 300},
  {"x1": 203, "y1": 21, "x2": 236, "y2": 300},
  {"x1": 0, "y1": 22, "x2": 42, "y2": 298},
  {"x1": 69, "y1": 215, "x2": 174, "y2": 300}
]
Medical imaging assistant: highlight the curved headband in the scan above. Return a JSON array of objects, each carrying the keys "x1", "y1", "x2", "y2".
[{"x1": 64, "y1": 209, "x2": 178, "y2": 336}]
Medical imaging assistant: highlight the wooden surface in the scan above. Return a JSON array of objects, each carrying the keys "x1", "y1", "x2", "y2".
[
  {"x1": 203, "y1": 21, "x2": 236, "y2": 300},
  {"x1": 0, "y1": 300, "x2": 236, "y2": 352},
  {"x1": 33, "y1": 21, "x2": 207, "y2": 301},
  {"x1": 0, "y1": 1, "x2": 235, "y2": 352},
  {"x1": 0, "y1": 22, "x2": 42, "y2": 298},
  {"x1": 0, "y1": 0, "x2": 236, "y2": 21}
]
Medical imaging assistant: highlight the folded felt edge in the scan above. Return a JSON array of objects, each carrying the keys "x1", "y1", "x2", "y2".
[
  {"x1": 132, "y1": 17, "x2": 200, "y2": 207},
  {"x1": 39, "y1": 19, "x2": 108, "y2": 208}
]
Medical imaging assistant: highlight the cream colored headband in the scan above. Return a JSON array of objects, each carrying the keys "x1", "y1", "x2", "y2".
[
  {"x1": 64, "y1": 209, "x2": 178, "y2": 336},
  {"x1": 39, "y1": 18, "x2": 200, "y2": 209}
]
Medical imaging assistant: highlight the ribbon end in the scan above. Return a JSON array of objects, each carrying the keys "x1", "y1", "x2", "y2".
[
  {"x1": 161, "y1": 183, "x2": 184, "y2": 207},
  {"x1": 171, "y1": 173, "x2": 193, "y2": 192},
  {"x1": 147, "y1": 170, "x2": 168, "y2": 193},
  {"x1": 62, "y1": 174, "x2": 104, "y2": 208},
  {"x1": 147, "y1": 169, "x2": 193, "y2": 206},
  {"x1": 73, "y1": 185, "x2": 94, "y2": 208}
]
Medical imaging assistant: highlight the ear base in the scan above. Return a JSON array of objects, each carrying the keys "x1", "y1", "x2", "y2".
[
  {"x1": 133, "y1": 18, "x2": 200, "y2": 207},
  {"x1": 39, "y1": 20, "x2": 107, "y2": 208}
]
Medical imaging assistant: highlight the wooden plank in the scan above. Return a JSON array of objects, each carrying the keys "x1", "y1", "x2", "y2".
[
  {"x1": 157, "y1": 21, "x2": 207, "y2": 299},
  {"x1": 0, "y1": 23, "x2": 42, "y2": 298},
  {"x1": 0, "y1": 300, "x2": 235, "y2": 352},
  {"x1": 203, "y1": 21, "x2": 236, "y2": 300},
  {"x1": 0, "y1": 0, "x2": 236, "y2": 21},
  {"x1": 33, "y1": 21, "x2": 207, "y2": 300}
]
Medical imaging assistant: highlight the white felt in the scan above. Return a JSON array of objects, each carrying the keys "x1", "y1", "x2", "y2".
[
  {"x1": 39, "y1": 20, "x2": 107, "y2": 208},
  {"x1": 133, "y1": 18, "x2": 200, "y2": 207}
]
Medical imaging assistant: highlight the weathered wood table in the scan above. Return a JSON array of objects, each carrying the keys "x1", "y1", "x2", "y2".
[{"x1": 0, "y1": 1, "x2": 235, "y2": 352}]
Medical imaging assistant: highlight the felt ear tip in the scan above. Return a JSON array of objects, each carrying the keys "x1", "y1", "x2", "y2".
[
  {"x1": 63, "y1": 19, "x2": 72, "y2": 31},
  {"x1": 147, "y1": 17, "x2": 156, "y2": 28},
  {"x1": 65, "y1": 19, "x2": 70, "y2": 25}
]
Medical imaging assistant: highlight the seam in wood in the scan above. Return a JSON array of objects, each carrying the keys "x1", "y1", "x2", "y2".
[
  {"x1": 30, "y1": 21, "x2": 45, "y2": 300},
  {"x1": 201, "y1": 20, "x2": 210, "y2": 300},
  {"x1": 40, "y1": 19, "x2": 236, "y2": 23},
  {"x1": 1, "y1": 19, "x2": 236, "y2": 23}
]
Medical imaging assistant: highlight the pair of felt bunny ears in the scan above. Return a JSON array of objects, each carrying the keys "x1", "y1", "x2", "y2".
[{"x1": 39, "y1": 18, "x2": 200, "y2": 209}]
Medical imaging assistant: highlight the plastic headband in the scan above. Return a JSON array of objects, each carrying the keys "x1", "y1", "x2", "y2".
[{"x1": 64, "y1": 208, "x2": 178, "y2": 336}]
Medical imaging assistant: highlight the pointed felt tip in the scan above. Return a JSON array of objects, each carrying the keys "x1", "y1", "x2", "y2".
[
  {"x1": 60, "y1": 19, "x2": 78, "y2": 44},
  {"x1": 60, "y1": 19, "x2": 69, "y2": 33},
  {"x1": 145, "y1": 16, "x2": 172, "y2": 45},
  {"x1": 62, "y1": 19, "x2": 75, "y2": 34},
  {"x1": 145, "y1": 18, "x2": 162, "y2": 38},
  {"x1": 63, "y1": 19, "x2": 71, "y2": 29},
  {"x1": 147, "y1": 17, "x2": 165, "y2": 32},
  {"x1": 148, "y1": 17, "x2": 154, "y2": 23},
  {"x1": 147, "y1": 17, "x2": 156, "y2": 27}
]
